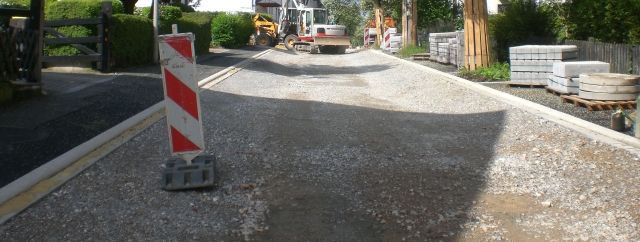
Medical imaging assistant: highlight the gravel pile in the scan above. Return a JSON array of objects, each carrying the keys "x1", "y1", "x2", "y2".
[{"x1": 1, "y1": 49, "x2": 639, "y2": 241}]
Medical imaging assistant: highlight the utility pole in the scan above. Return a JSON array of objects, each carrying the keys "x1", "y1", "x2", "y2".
[
  {"x1": 370, "y1": 0, "x2": 384, "y2": 47},
  {"x1": 463, "y1": 0, "x2": 490, "y2": 70},
  {"x1": 153, "y1": 0, "x2": 159, "y2": 63},
  {"x1": 401, "y1": 0, "x2": 417, "y2": 47}
]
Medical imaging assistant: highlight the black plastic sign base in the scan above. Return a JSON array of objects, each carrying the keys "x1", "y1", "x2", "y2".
[{"x1": 162, "y1": 155, "x2": 215, "y2": 191}]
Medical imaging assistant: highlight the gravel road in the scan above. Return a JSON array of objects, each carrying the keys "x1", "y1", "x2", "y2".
[
  {"x1": 1, "y1": 49, "x2": 639, "y2": 241},
  {"x1": 0, "y1": 47, "x2": 265, "y2": 187}
]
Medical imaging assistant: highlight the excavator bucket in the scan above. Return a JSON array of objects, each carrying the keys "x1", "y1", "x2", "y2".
[{"x1": 313, "y1": 36, "x2": 351, "y2": 46}]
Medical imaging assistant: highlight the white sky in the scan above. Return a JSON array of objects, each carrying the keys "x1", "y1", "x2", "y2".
[
  {"x1": 135, "y1": 0, "x2": 255, "y2": 13},
  {"x1": 135, "y1": 0, "x2": 501, "y2": 14}
]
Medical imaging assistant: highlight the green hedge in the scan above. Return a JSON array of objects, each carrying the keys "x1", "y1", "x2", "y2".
[
  {"x1": 45, "y1": 0, "x2": 124, "y2": 56},
  {"x1": 0, "y1": 81, "x2": 12, "y2": 105},
  {"x1": 46, "y1": 0, "x2": 123, "y2": 20},
  {"x1": 110, "y1": 14, "x2": 153, "y2": 67},
  {"x1": 168, "y1": 2, "x2": 194, "y2": 13},
  {"x1": 163, "y1": 12, "x2": 213, "y2": 54},
  {"x1": 564, "y1": 0, "x2": 640, "y2": 44},
  {"x1": 135, "y1": 5, "x2": 182, "y2": 22},
  {"x1": 0, "y1": 0, "x2": 33, "y2": 27},
  {"x1": 489, "y1": 0, "x2": 554, "y2": 62},
  {"x1": 211, "y1": 13, "x2": 253, "y2": 49}
]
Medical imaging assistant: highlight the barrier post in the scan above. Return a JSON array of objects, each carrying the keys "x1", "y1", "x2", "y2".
[{"x1": 158, "y1": 33, "x2": 215, "y2": 190}]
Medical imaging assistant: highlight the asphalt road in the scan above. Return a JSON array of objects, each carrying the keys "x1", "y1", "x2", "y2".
[
  {"x1": 0, "y1": 47, "x2": 266, "y2": 187},
  {"x1": 1, "y1": 48, "x2": 639, "y2": 241}
]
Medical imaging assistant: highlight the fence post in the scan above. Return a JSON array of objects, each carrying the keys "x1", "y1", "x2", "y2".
[
  {"x1": 28, "y1": 0, "x2": 43, "y2": 83},
  {"x1": 98, "y1": 1, "x2": 112, "y2": 72},
  {"x1": 636, "y1": 95, "x2": 640, "y2": 138}
]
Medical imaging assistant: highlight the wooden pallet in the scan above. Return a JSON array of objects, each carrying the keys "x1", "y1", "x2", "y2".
[
  {"x1": 411, "y1": 53, "x2": 430, "y2": 60},
  {"x1": 507, "y1": 81, "x2": 546, "y2": 88},
  {"x1": 560, "y1": 95, "x2": 637, "y2": 111},
  {"x1": 545, "y1": 87, "x2": 564, "y2": 96}
]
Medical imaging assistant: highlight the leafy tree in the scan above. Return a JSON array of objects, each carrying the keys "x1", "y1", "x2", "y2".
[
  {"x1": 417, "y1": 0, "x2": 461, "y2": 31},
  {"x1": 120, "y1": 0, "x2": 195, "y2": 14},
  {"x1": 490, "y1": 0, "x2": 555, "y2": 61},
  {"x1": 323, "y1": 0, "x2": 363, "y2": 45},
  {"x1": 564, "y1": 0, "x2": 640, "y2": 44}
]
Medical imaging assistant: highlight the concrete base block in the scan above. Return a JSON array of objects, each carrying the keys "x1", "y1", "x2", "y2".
[
  {"x1": 510, "y1": 79, "x2": 548, "y2": 86},
  {"x1": 549, "y1": 75, "x2": 579, "y2": 87},
  {"x1": 579, "y1": 73, "x2": 640, "y2": 86},
  {"x1": 579, "y1": 90, "x2": 638, "y2": 101},
  {"x1": 552, "y1": 61, "x2": 610, "y2": 78},
  {"x1": 547, "y1": 78, "x2": 579, "y2": 94},
  {"x1": 162, "y1": 155, "x2": 216, "y2": 190},
  {"x1": 579, "y1": 83, "x2": 640, "y2": 94}
]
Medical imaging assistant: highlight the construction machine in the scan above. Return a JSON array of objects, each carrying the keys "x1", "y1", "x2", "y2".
[
  {"x1": 277, "y1": 0, "x2": 350, "y2": 54},
  {"x1": 253, "y1": 13, "x2": 278, "y2": 47}
]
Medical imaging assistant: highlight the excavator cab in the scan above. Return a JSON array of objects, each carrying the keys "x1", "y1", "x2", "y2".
[{"x1": 278, "y1": 0, "x2": 350, "y2": 53}]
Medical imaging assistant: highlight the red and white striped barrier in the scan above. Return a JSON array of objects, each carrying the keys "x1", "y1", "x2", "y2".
[
  {"x1": 382, "y1": 28, "x2": 397, "y2": 50},
  {"x1": 364, "y1": 28, "x2": 376, "y2": 48},
  {"x1": 158, "y1": 33, "x2": 204, "y2": 163}
]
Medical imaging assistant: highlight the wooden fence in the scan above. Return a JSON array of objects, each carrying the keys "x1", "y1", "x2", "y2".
[
  {"x1": 564, "y1": 39, "x2": 640, "y2": 75},
  {"x1": 0, "y1": 7, "x2": 41, "y2": 83},
  {"x1": 42, "y1": 2, "x2": 111, "y2": 72}
]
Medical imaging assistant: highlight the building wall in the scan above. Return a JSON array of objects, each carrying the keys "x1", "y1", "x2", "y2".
[{"x1": 487, "y1": 0, "x2": 501, "y2": 14}]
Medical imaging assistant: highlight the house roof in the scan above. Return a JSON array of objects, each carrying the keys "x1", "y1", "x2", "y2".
[{"x1": 256, "y1": 0, "x2": 281, "y2": 7}]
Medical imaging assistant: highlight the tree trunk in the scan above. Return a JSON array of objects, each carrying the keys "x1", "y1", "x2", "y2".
[
  {"x1": 374, "y1": 7, "x2": 384, "y2": 47},
  {"x1": 463, "y1": 0, "x2": 490, "y2": 70},
  {"x1": 402, "y1": 0, "x2": 417, "y2": 47},
  {"x1": 122, "y1": 0, "x2": 137, "y2": 14}
]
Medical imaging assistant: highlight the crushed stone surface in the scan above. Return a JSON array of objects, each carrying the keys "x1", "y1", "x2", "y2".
[{"x1": 1, "y1": 49, "x2": 639, "y2": 241}]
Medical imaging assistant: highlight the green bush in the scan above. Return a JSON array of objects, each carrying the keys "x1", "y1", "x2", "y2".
[
  {"x1": 489, "y1": 0, "x2": 555, "y2": 62},
  {"x1": 46, "y1": 0, "x2": 123, "y2": 20},
  {"x1": 168, "y1": 2, "x2": 194, "y2": 13},
  {"x1": 0, "y1": 0, "x2": 29, "y2": 8},
  {"x1": 45, "y1": 0, "x2": 123, "y2": 56},
  {"x1": 211, "y1": 13, "x2": 253, "y2": 49},
  {"x1": 564, "y1": 0, "x2": 640, "y2": 44},
  {"x1": 458, "y1": 62, "x2": 510, "y2": 82},
  {"x1": 161, "y1": 12, "x2": 213, "y2": 54},
  {"x1": 0, "y1": 81, "x2": 12, "y2": 105},
  {"x1": 110, "y1": 14, "x2": 153, "y2": 68},
  {"x1": 0, "y1": 0, "x2": 24, "y2": 27},
  {"x1": 135, "y1": 5, "x2": 182, "y2": 22},
  {"x1": 44, "y1": 25, "x2": 93, "y2": 56},
  {"x1": 0, "y1": 0, "x2": 57, "y2": 8}
]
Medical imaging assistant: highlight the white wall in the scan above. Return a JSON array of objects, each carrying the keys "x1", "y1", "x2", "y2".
[
  {"x1": 195, "y1": 0, "x2": 254, "y2": 13},
  {"x1": 487, "y1": 0, "x2": 502, "y2": 14},
  {"x1": 135, "y1": 0, "x2": 255, "y2": 13}
]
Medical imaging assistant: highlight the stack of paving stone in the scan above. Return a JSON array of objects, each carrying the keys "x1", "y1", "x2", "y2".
[
  {"x1": 509, "y1": 45, "x2": 578, "y2": 85},
  {"x1": 578, "y1": 73, "x2": 640, "y2": 101},
  {"x1": 437, "y1": 42, "x2": 450, "y2": 63},
  {"x1": 447, "y1": 36, "x2": 465, "y2": 67},
  {"x1": 547, "y1": 61, "x2": 610, "y2": 94},
  {"x1": 428, "y1": 31, "x2": 464, "y2": 67}
]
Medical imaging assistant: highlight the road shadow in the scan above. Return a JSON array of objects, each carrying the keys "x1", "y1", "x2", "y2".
[
  {"x1": 200, "y1": 91, "x2": 505, "y2": 241},
  {"x1": 0, "y1": 73, "x2": 164, "y2": 187},
  {"x1": 0, "y1": 89, "x2": 505, "y2": 241},
  {"x1": 241, "y1": 58, "x2": 394, "y2": 77}
]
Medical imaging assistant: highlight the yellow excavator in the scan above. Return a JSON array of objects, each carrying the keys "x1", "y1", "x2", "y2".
[{"x1": 253, "y1": 13, "x2": 278, "y2": 47}]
